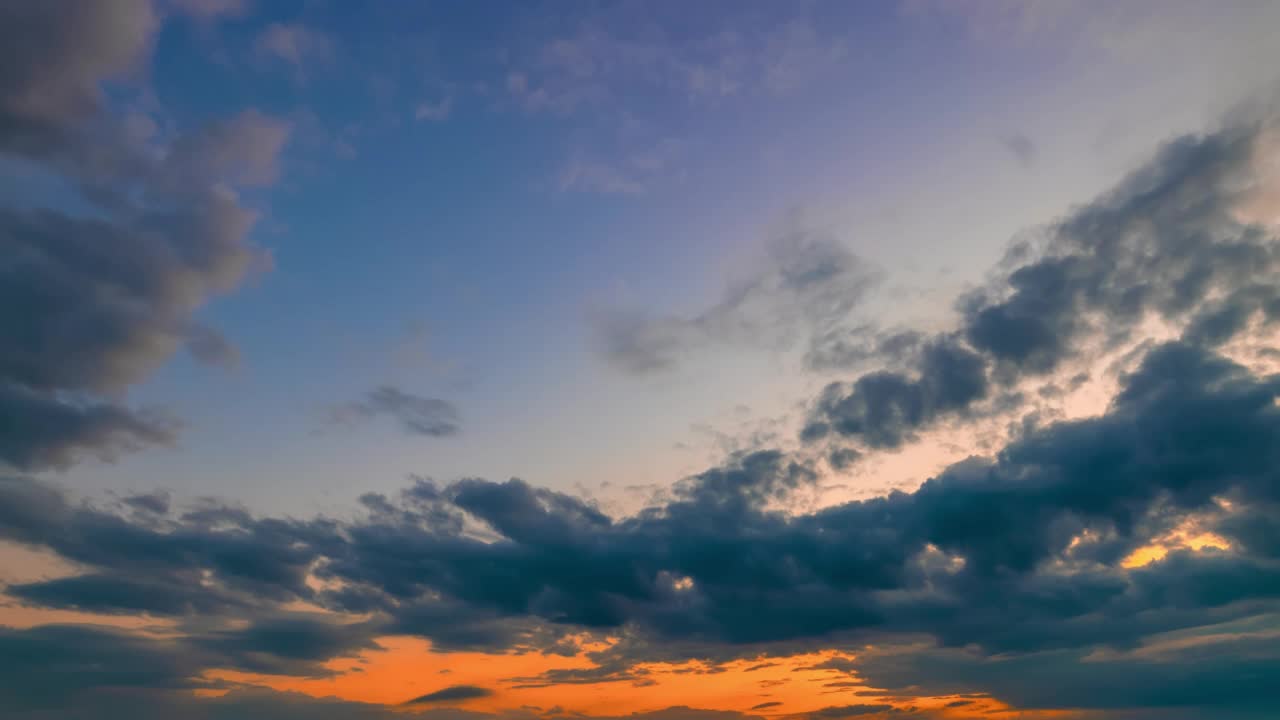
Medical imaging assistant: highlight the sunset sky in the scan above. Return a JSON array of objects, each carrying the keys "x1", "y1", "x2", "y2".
[{"x1": 3, "y1": 1, "x2": 1280, "y2": 719}]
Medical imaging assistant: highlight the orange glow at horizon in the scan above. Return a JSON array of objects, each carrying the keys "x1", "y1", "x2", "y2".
[{"x1": 202, "y1": 637, "x2": 1051, "y2": 719}]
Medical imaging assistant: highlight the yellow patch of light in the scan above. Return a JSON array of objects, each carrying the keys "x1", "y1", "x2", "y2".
[{"x1": 1122, "y1": 531, "x2": 1231, "y2": 569}]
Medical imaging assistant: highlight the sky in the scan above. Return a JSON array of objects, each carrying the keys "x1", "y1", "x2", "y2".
[{"x1": 2, "y1": 1, "x2": 1280, "y2": 719}]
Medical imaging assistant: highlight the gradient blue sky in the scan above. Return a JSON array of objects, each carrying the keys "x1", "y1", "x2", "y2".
[{"x1": 48, "y1": 0, "x2": 1280, "y2": 515}]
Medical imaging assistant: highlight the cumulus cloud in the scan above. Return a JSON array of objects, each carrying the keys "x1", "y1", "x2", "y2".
[
  {"x1": 803, "y1": 111, "x2": 1280, "y2": 460},
  {"x1": 0, "y1": 1, "x2": 290, "y2": 470}
]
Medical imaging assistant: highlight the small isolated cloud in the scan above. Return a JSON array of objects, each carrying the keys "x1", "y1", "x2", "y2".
[
  {"x1": 415, "y1": 97, "x2": 453, "y2": 122},
  {"x1": 1000, "y1": 132, "x2": 1037, "y2": 168},
  {"x1": 404, "y1": 685, "x2": 493, "y2": 705},
  {"x1": 330, "y1": 386, "x2": 461, "y2": 438},
  {"x1": 255, "y1": 23, "x2": 332, "y2": 77}
]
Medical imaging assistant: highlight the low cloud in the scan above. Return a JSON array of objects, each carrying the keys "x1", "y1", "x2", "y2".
[{"x1": 406, "y1": 685, "x2": 495, "y2": 705}]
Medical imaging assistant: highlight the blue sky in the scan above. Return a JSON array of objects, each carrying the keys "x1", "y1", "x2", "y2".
[{"x1": 42, "y1": 0, "x2": 1278, "y2": 513}]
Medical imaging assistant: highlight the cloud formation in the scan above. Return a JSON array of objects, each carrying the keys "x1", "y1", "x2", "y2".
[
  {"x1": 330, "y1": 386, "x2": 462, "y2": 438},
  {"x1": 3, "y1": 6, "x2": 1280, "y2": 719},
  {"x1": 0, "y1": 0, "x2": 288, "y2": 470},
  {"x1": 596, "y1": 230, "x2": 880, "y2": 374},
  {"x1": 803, "y1": 111, "x2": 1280, "y2": 457},
  {"x1": 406, "y1": 685, "x2": 495, "y2": 705}
]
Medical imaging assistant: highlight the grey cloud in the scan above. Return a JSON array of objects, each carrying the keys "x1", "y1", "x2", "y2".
[
  {"x1": 807, "y1": 706, "x2": 894, "y2": 719},
  {"x1": 805, "y1": 327, "x2": 923, "y2": 373},
  {"x1": 596, "y1": 231, "x2": 880, "y2": 374},
  {"x1": 806, "y1": 115, "x2": 1280, "y2": 456},
  {"x1": 1, "y1": 340, "x2": 1278, "y2": 716},
  {"x1": 121, "y1": 489, "x2": 171, "y2": 515},
  {"x1": 0, "y1": 0, "x2": 154, "y2": 131},
  {"x1": 803, "y1": 339, "x2": 987, "y2": 449},
  {"x1": 331, "y1": 386, "x2": 462, "y2": 437},
  {"x1": 0, "y1": 2, "x2": 290, "y2": 469},
  {"x1": 0, "y1": 383, "x2": 178, "y2": 470},
  {"x1": 999, "y1": 133, "x2": 1037, "y2": 168},
  {"x1": 853, "y1": 632, "x2": 1279, "y2": 719},
  {"x1": 407, "y1": 685, "x2": 495, "y2": 705}
]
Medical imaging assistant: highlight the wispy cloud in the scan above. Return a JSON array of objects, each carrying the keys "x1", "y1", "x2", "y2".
[
  {"x1": 594, "y1": 229, "x2": 880, "y2": 373},
  {"x1": 328, "y1": 386, "x2": 461, "y2": 438}
]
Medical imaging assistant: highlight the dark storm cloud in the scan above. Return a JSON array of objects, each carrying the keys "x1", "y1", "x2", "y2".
[
  {"x1": 331, "y1": 386, "x2": 462, "y2": 437},
  {"x1": 805, "y1": 115, "x2": 1280, "y2": 456},
  {"x1": 595, "y1": 230, "x2": 880, "y2": 374},
  {"x1": 0, "y1": 0, "x2": 289, "y2": 470}
]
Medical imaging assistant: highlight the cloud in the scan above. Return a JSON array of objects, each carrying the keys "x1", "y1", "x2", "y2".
[
  {"x1": 415, "y1": 97, "x2": 454, "y2": 122},
  {"x1": 504, "y1": 12, "x2": 849, "y2": 115},
  {"x1": 330, "y1": 386, "x2": 461, "y2": 437},
  {"x1": 2, "y1": 11, "x2": 1280, "y2": 715},
  {"x1": 807, "y1": 706, "x2": 894, "y2": 719},
  {"x1": 2, "y1": 336, "x2": 1278, "y2": 714},
  {"x1": 595, "y1": 230, "x2": 880, "y2": 374},
  {"x1": 999, "y1": 132, "x2": 1037, "y2": 168},
  {"x1": 406, "y1": 685, "x2": 495, "y2": 704},
  {"x1": 0, "y1": 1, "x2": 289, "y2": 470},
  {"x1": 255, "y1": 23, "x2": 333, "y2": 72},
  {"x1": 804, "y1": 111, "x2": 1280, "y2": 459},
  {"x1": 0, "y1": 0, "x2": 155, "y2": 127}
]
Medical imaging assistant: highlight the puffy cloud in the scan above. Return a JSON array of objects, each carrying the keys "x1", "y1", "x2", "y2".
[
  {"x1": 804, "y1": 112, "x2": 1280, "y2": 458},
  {"x1": 0, "y1": 3, "x2": 289, "y2": 469}
]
